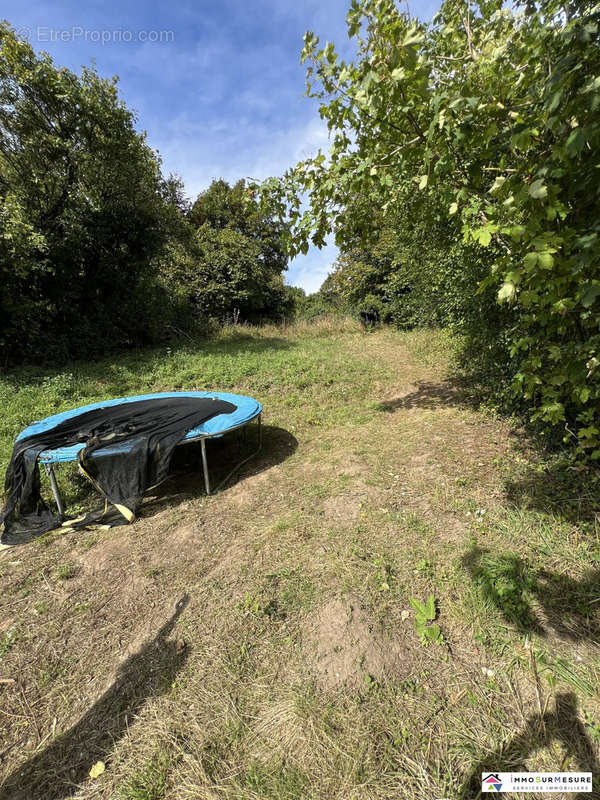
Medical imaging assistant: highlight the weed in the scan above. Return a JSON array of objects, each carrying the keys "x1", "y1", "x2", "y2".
[
  {"x1": 145, "y1": 567, "x2": 162, "y2": 578},
  {"x1": 414, "y1": 558, "x2": 433, "y2": 576},
  {"x1": 33, "y1": 600, "x2": 49, "y2": 615},
  {"x1": 55, "y1": 563, "x2": 77, "y2": 580},
  {"x1": 410, "y1": 595, "x2": 444, "y2": 645},
  {"x1": 584, "y1": 712, "x2": 600, "y2": 745},
  {"x1": 0, "y1": 624, "x2": 20, "y2": 661},
  {"x1": 241, "y1": 761, "x2": 308, "y2": 800},
  {"x1": 239, "y1": 592, "x2": 267, "y2": 618}
]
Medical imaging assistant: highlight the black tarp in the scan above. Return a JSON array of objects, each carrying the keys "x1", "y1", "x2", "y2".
[{"x1": 0, "y1": 396, "x2": 236, "y2": 545}]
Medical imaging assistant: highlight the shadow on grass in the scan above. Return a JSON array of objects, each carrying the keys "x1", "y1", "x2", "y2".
[
  {"x1": 504, "y1": 456, "x2": 600, "y2": 528},
  {"x1": 458, "y1": 692, "x2": 599, "y2": 799},
  {"x1": 35, "y1": 425, "x2": 297, "y2": 525},
  {"x1": 141, "y1": 424, "x2": 298, "y2": 514},
  {"x1": 0, "y1": 596, "x2": 189, "y2": 800},
  {"x1": 461, "y1": 544, "x2": 600, "y2": 641},
  {"x1": 0, "y1": 334, "x2": 296, "y2": 391},
  {"x1": 376, "y1": 379, "x2": 483, "y2": 413},
  {"x1": 378, "y1": 378, "x2": 598, "y2": 531}
]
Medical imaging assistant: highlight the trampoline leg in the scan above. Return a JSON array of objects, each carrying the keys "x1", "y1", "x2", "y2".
[
  {"x1": 44, "y1": 464, "x2": 65, "y2": 519},
  {"x1": 200, "y1": 439, "x2": 211, "y2": 496},
  {"x1": 212, "y1": 414, "x2": 262, "y2": 494}
]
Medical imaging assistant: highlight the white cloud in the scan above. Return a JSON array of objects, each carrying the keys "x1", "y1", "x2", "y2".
[{"x1": 156, "y1": 112, "x2": 329, "y2": 200}]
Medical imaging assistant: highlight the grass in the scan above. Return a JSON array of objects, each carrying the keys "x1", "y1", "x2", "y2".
[
  {"x1": 118, "y1": 749, "x2": 170, "y2": 800},
  {"x1": 0, "y1": 319, "x2": 599, "y2": 799}
]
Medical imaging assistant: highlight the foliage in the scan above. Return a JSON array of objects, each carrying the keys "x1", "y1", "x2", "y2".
[
  {"x1": 258, "y1": 0, "x2": 600, "y2": 456},
  {"x1": 409, "y1": 594, "x2": 443, "y2": 644},
  {"x1": 0, "y1": 24, "x2": 184, "y2": 363},
  {"x1": 318, "y1": 189, "x2": 519, "y2": 399},
  {"x1": 282, "y1": 285, "x2": 309, "y2": 318},
  {"x1": 321, "y1": 194, "x2": 490, "y2": 323},
  {"x1": 0, "y1": 28, "x2": 297, "y2": 363},
  {"x1": 169, "y1": 179, "x2": 290, "y2": 322}
]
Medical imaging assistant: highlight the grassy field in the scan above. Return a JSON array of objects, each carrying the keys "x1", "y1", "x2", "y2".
[{"x1": 0, "y1": 320, "x2": 599, "y2": 800}]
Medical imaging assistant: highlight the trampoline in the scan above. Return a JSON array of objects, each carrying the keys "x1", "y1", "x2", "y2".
[{"x1": 13, "y1": 391, "x2": 262, "y2": 523}]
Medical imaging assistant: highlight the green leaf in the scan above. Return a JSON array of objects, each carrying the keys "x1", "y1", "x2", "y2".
[
  {"x1": 580, "y1": 283, "x2": 600, "y2": 308},
  {"x1": 476, "y1": 228, "x2": 492, "y2": 246},
  {"x1": 547, "y1": 89, "x2": 563, "y2": 113},
  {"x1": 566, "y1": 128, "x2": 586, "y2": 156},
  {"x1": 418, "y1": 175, "x2": 428, "y2": 190},
  {"x1": 511, "y1": 130, "x2": 532, "y2": 151},
  {"x1": 528, "y1": 179, "x2": 547, "y2": 200},
  {"x1": 537, "y1": 252, "x2": 554, "y2": 269},
  {"x1": 583, "y1": 76, "x2": 600, "y2": 93},
  {"x1": 507, "y1": 225, "x2": 527, "y2": 241},
  {"x1": 498, "y1": 281, "x2": 516, "y2": 302},
  {"x1": 423, "y1": 593, "x2": 436, "y2": 620},
  {"x1": 489, "y1": 176, "x2": 506, "y2": 193},
  {"x1": 409, "y1": 597, "x2": 426, "y2": 617},
  {"x1": 423, "y1": 624, "x2": 441, "y2": 642},
  {"x1": 449, "y1": 202, "x2": 458, "y2": 215},
  {"x1": 403, "y1": 30, "x2": 424, "y2": 48}
]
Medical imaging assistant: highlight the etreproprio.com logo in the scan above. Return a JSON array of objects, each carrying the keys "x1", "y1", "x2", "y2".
[{"x1": 15, "y1": 26, "x2": 175, "y2": 45}]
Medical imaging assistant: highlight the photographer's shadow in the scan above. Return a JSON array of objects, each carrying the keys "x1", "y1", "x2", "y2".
[
  {"x1": 459, "y1": 692, "x2": 599, "y2": 799},
  {"x1": 0, "y1": 596, "x2": 189, "y2": 800}
]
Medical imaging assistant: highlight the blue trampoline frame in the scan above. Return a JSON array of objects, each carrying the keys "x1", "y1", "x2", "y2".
[{"x1": 17, "y1": 391, "x2": 262, "y2": 517}]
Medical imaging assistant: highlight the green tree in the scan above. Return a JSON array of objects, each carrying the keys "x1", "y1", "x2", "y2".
[
  {"x1": 176, "y1": 179, "x2": 289, "y2": 322},
  {"x1": 0, "y1": 24, "x2": 178, "y2": 362}
]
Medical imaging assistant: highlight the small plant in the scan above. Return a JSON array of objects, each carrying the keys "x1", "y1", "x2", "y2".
[
  {"x1": 409, "y1": 594, "x2": 443, "y2": 645},
  {"x1": 414, "y1": 558, "x2": 433, "y2": 575},
  {"x1": 56, "y1": 563, "x2": 77, "y2": 580},
  {"x1": 145, "y1": 567, "x2": 162, "y2": 578},
  {"x1": 239, "y1": 592, "x2": 264, "y2": 617},
  {"x1": 372, "y1": 554, "x2": 392, "y2": 591},
  {"x1": 33, "y1": 601, "x2": 49, "y2": 615},
  {"x1": 584, "y1": 712, "x2": 600, "y2": 745},
  {"x1": 0, "y1": 624, "x2": 20, "y2": 661},
  {"x1": 363, "y1": 672, "x2": 380, "y2": 692},
  {"x1": 82, "y1": 536, "x2": 97, "y2": 551}
]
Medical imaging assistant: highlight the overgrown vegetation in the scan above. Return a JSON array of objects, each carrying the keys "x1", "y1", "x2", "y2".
[
  {"x1": 259, "y1": 0, "x2": 600, "y2": 457},
  {"x1": 0, "y1": 25, "x2": 182, "y2": 362}
]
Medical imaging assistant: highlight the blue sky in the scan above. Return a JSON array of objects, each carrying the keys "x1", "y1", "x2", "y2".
[{"x1": 3, "y1": 0, "x2": 440, "y2": 293}]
